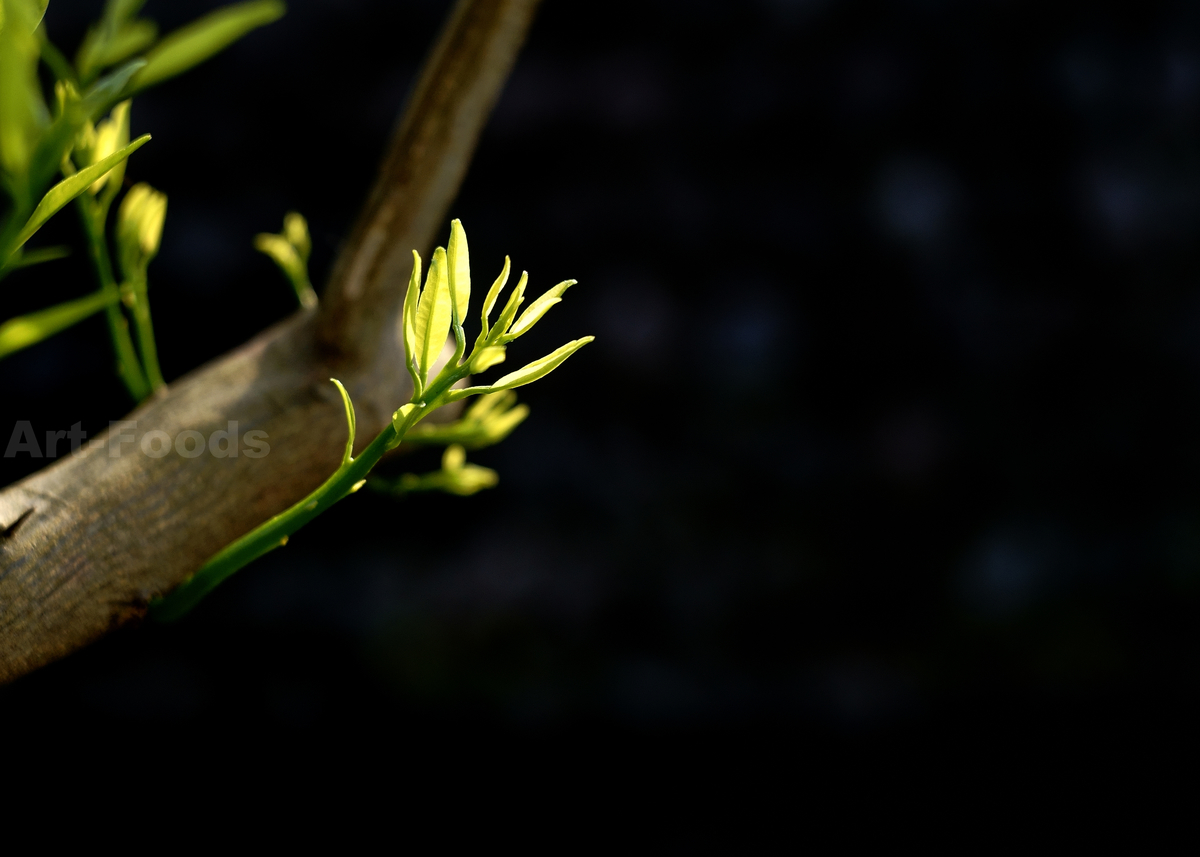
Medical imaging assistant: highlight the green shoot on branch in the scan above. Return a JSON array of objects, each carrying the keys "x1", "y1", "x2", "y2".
[
  {"x1": 255, "y1": 211, "x2": 317, "y2": 309},
  {"x1": 151, "y1": 220, "x2": 593, "y2": 622}
]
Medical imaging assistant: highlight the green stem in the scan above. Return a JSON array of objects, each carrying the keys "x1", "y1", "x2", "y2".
[
  {"x1": 150, "y1": 335, "x2": 482, "y2": 621},
  {"x1": 127, "y1": 274, "x2": 165, "y2": 392},
  {"x1": 150, "y1": 412, "x2": 418, "y2": 622},
  {"x1": 79, "y1": 201, "x2": 150, "y2": 400}
]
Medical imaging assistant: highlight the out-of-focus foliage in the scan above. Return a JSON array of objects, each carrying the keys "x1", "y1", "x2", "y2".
[
  {"x1": 255, "y1": 211, "x2": 317, "y2": 309},
  {"x1": 0, "y1": 0, "x2": 282, "y2": 392}
]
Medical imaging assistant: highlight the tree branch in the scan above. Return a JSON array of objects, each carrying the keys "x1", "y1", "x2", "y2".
[{"x1": 0, "y1": 0, "x2": 541, "y2": 684}]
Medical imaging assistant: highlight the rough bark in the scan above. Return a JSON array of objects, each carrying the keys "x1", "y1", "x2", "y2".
[{"x1": 0, "y1": 0, "x2": 541, "y2": 684}]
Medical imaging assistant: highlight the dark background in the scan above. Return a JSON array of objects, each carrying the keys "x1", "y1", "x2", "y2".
[{"x1": 5, "y1": 0, "x2": 1200, "y2": 749}]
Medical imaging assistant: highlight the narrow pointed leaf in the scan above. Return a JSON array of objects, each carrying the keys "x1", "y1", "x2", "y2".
[
  {"x1": 508, "y1": 279, "x2": 576, "y2": 339},
  {"x1": 490, "y1": 270, "x2": 528, "y2": 342},
  {"x1": 447, "y1": 219, "x2": 471, "y2": 327},
  {"x1": 82, "y1": 59, "x2": 144, "y2": 118},
  {"x1": 8, "y1": 245, "x2": 70, "y2": 268},
  {"x1": 491, "y1": 336, "x2": 594, "y2": 390},
  {"x1": 254, "y1": 233, "x2": 304, "y2": 287},
  {"x1": 330, "y1": 378, "x2": 356, "y2": 466},
  {"x1": 126, "y1": 0, "x2": 285, "y2": 94},
  {"x1": 479, "y1": 255, "x2": 510, "y2": 340},
  {"x1": 5, "y1": 133, "x2": 150, "y2": 263},
  {"x1": 0, "y1": 289, "x2": 118, "y2": 360}
]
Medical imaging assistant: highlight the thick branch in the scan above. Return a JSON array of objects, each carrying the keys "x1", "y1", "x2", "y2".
[
  {"x1": 0, "y1": 0, "x2": 541, "y2": 684},
  {"x1": 318, "y1": 0, "x2": 541, "y2": 362}
]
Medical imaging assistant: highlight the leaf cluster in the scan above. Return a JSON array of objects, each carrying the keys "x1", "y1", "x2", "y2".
[{"x1": 0, "y1": 0, "x2": 284, "y2": 394}]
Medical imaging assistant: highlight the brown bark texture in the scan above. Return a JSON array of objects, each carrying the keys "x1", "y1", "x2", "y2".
[{"x1": 0, "y1": 0, "x2": 541, "y2": 684}]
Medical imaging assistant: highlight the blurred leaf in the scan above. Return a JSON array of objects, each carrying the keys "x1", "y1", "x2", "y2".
[
  {"x1": 37, "y1": 31, "x2": 76, "y2": 85},
  {"x1": 116, "y1": 181, "x2": 166, "y2": 278},
  {"x1": 0, "y1": 0, "x2": 50, "y2": 185},
  {"x1": 87, "y1": 99, "x2": 130, "y2": 195},
  {"x1": 0, "y1": 289, "x2": 117, "y2": 360},
  {"x1": 25, "y1": 80, "x2": 84, "y2": 197},
  {"x1": 76, "y1": 0, "x2": 153, "y2": 82},
  {"x1": 3, "y1": 133, "x2": 149, "y2": 265},
  {"x1": 126, "y1": 0, "x2": 285, "y2": 93},
  {"x1": 82, "y1": 60, "x2": 144, "y2": 119},
  {"x1": 371, "y1": 444, "x2": 499, "y2": 497},
  {"x1": 406, "y1": 390, "x2": 529, "y2": 450},
  {"x1": 254, "y1": 229, "x2": 315, "y2": 309},
  {"x1": 7, "y1": 244, "x2": 69, "y2": 268},
  {"x1": 283, "y1": 211, "x2": 309, "y2": 262}
]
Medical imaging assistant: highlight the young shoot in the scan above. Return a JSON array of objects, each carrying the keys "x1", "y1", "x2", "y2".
[
  {"x1": 255, "y1": 211, "x2": 317, "y2": 309},
  {"x1": 150, "y1": 219, "x2": 593, "y2": 621}
]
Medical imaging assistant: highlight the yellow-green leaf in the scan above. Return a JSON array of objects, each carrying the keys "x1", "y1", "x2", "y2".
[
  {"x1": 392, "y1": 402, "x2": 418, "y2": 435},
  {"x1": 415, "y1": 246, "x2": 451, "y2": 380},
  {"x1": 283, "y1": 211, "x2": 310, "y2": 262},
  {"x1": 82, "y1": 60, "x2": 144, "y2": 118},
  {"x1": 490, "y1": 270, "x2": 528, "y2": 342},
  {"x1": 4, "y1": 133, "x2": 150, "y2": 264},
  {"x1": 330, "y1": 378, "x2": 356, "y2": 466},
  {"x1": 0, "y1": 289, "x2": 118, "y2": 360},
  {"x1": 469, "y1": 345, "x2": 506, "y2": 373},
  {"x1": 127, "y1": 0, "x2": 285, "y2": 93},
  {"x1": 479, "y1": 254, "x2": 510, "y2": 339},
  {"x1": 403, "y1": 249, "x2": 422, "y2": 380},
  {"x1": 7, "y1": 244, "x2": 70, "y2": 269},
  {"x1": 507, "y1": 279, "x2": 577, "y2": 340},
  {"x1": 491, "y1": 336, "x2": 594, "y2": 390},
  {"x1": 447, "y1": 218, "x2": 471, "y2": 326}
]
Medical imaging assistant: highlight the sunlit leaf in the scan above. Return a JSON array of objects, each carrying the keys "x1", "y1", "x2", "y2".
[
  {"x1": 415, "y1": 246, "x2": 451, "y2": 381},
  {"x1": 3, "y1": 133, "x2": 150, "y2": 265},
  {"x1": 469, "y1": 345, "x2": 505, "y2": 373},
  {"x1": 478, "y1": 254, "x2": 510, "y2": 341},
  {"x1": 490, "y1": 270, "x2": 527, "y2": 342},
  {"x1": 392, "y1": 402, "x2": 417, "y2": 436},
  {"x1": 447, "y1": 218, "x2": 471, "y2": 326},
  {"x1": 506, "y1": 279, "x2": 576, "y2": 340},
  {"x1": 489, "y1": 336, "x2": 594, "y2": 390},
  {"x1": 403, "y1": 250, "x2": 422, "y2": 385},
  {"x1": 330, "y1": 378, "x2": 356, "y2": 467},
  {"x1": 127, "y1": 0, "x2": 285, "y2": 93}
]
